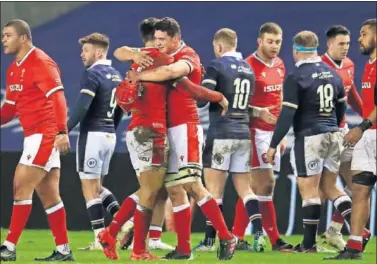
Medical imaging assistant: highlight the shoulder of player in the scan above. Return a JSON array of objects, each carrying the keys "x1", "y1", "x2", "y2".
[
  {"x1": 33, "y1": 48, "x2": 57, "y2": 65},
  {"x1": 83, "y1": 67, "x2": 102, "y2": 83},
  {"x1": 244, "y1": 53, "x2": 255, "y2": 64},
  {"x1": 177, "y1": 45, "x2": 199, "y2": 59},
  {"x1": 30, "y1": 50, "x2": 59, "y2": 72},
  {"x1": 207, "y1": 58, "x2": 224, "y2": 69},
  {"x1": 343, "y1": 57, "x2": 355, "y2": 68},
  {"x1": 274, "y1": 56, "x2": 285, "y2": 67}
]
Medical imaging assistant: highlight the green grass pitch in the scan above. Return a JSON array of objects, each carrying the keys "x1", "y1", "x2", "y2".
[{"x1": 1, "y1": 229, "x2": 375, "y2": 263}]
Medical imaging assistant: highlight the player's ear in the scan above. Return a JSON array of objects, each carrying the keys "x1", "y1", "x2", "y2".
[
  {"x1": 95, "y1": 48, "x2": 101, "y2": 59},
  {"x1": 257, "y1": 38, "x2": 262, "y2": 46},
  {"x1": 20, "y1": 34, "x2": 27, "y2": 42}
]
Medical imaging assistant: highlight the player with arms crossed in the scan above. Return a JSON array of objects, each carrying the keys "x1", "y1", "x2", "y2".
[
  {"x1": 0, "y1": 19, "x2": 73, "y2": 261},
  {"x1": 67, "y1": 33, "x2": 124, "y2": 251},
  {"x1": 320, "y1": 25, "x2": 366, "y2": 249},
  {"x1": 266, "y1": 31, "x2": 352, "y2": 253},
  {"x1": 231, "y1": 22, "x2": 292, "y2": 251},
  {"x1": 193, "y1": 28, "x2": 269, "y2": 253},
  {"x1": 326, "y1": 18, "x2": 376, "y2": 260},
  {"x1": 128, "y1": 17, "x2": 236, "y2": 260}
]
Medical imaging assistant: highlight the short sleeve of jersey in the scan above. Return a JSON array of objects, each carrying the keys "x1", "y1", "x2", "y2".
[
  {"x1": 178, "y1": 49, "x2": 200, "y2": 74},
  {"x1": 80, "y1": 71, "x2": 99, "y2": 97},
  {"x1": 281, "y1": 74, "x2": 300, "y2": 109},
  {"x1": 33, "y1": 59, "x2": 64, "y2": 97},
  {"x1": 201, "y1": 60, "x2": 219, "y2": 90}
]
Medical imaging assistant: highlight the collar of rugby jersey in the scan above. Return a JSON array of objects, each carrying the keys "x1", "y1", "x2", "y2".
[
  {"x1": 222, "y1": 51, "x2": 243, "y2": 59},
  {"x1": 170, "y1": 41, "x2": 186, "y2": 56},
  {"x1": 295, "y1": 56, "x2": 322, "y2": 67},
  {"x1": 16, "y1": 46, "x2": 36, "y2": 66},
  {"x1": 87, "y1": 59, "x2": 112, "y2": 70}
]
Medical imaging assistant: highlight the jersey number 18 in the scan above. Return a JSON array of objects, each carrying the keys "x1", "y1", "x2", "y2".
[
  {"x1": 317, "y1": 84, "x2": 334, "y2": 113},
  {"x1": 233, "y1": 78, "x2": 250, "y2": 110}
]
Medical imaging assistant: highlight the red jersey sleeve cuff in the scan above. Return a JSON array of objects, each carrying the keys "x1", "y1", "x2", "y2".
[
  {"x1": 4, "y1": 99, "x2": 16, "y2": 105},
  {"x1": 180, "y1": 60, "x2": 194, "y2": 73},
  {"x1": 46, "y1": 85, "x2": 64, "y2": 98}
]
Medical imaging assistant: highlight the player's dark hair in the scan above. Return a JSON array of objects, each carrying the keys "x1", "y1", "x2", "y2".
[
  {"x1": 4, "y1": 19, "x2": 32, "y2": 40},
  {"x1": 293, "y1": 31, "x2": 319, "y2": 48},
  {"x1": 325, "y1": 25, "x2": 350, "y2": 39},
  {"x1": 362, "y1": 18, "x2": 377, "y2": 30},
  {"x1": 259, "y1": 22, "x2": 282, "y2": 37},
  {"x1": 79, "y1": 33, "x2": 110, "y2": 50},
  {"x1": 154, "y1": 17, "x2": 181, "y2": 38},
  {"x1": 140, "y1": 17, "x2": 158, "y2": 43},
  {"x1": 214, "y1": 28, "x2": 237, "y2": 48}
]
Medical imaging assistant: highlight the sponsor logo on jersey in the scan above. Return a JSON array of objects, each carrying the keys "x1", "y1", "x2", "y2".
[
  {"x1": 263, "y1": 84, "x2": 283, "y2": 93},
  {"x1": 362, "y1": 82, "x2": 372, "y2": 89},
  {"x1": 9, "y1": 84, "x2": 23, "y2": 92}
]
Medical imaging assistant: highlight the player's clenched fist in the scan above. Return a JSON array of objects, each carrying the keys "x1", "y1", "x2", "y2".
[
  {"x1": 266, "y1": 147, "x2": 277, "y2": 165},
  {"x1": 55, "y1": 134, "x2": 70, "y2": 154}
]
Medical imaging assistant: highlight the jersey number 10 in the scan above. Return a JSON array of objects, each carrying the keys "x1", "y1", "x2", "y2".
[
  {"x1": 317, "y1": 84, "x2": 334, "y2": 113},
  {"x1": 107, "y1": 88, "x2": 117, "y2": 118},
  {"x1": 233, "y1": 78, "x2": 250, "y2": 110}
]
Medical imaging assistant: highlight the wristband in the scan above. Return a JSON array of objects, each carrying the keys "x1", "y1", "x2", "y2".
[
  {"x1": 358, "y1": 119, "x2": 373, "y2": 132},
  {"x1": 57, "y1": 131, "x2": 67, "y2": 135}
]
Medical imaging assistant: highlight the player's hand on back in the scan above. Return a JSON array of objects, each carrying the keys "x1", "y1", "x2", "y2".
[
  {"x1": 55, "y1": 134, "x2": 70, "y2": 155},
  {"x1": 219, "y1": 95, "x2": 229, "y2": 116},
  {"x1": 133, "y1": 50, "x2": 154, "y2": 69},
  {"x1": 266, "y1": 147, "x2": 277, "y2": 165}
]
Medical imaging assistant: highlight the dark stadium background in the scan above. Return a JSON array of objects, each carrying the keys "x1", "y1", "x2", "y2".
[{"x1": 1, "y1": 1, "x2": 376, "y2": 236}]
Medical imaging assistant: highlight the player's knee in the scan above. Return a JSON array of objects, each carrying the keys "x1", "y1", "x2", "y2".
[
  {"x1": 81, "y1": 180, "x2": 101, "y2": 201},
  {"x1": 13, "y1": 183, "x2": 34, "y2": 200},
  {"x1": 184, "y1": 181, "x2": 204, "y2": 199},
  {"x1": 36, "y1": 187, "x2": 61, "y2": 207},
  {"x1": 156, "y1": 187, "x2": 168, "y2": 201},
  {"x1": 167, "y1": 185, "x2": 186, "y2": 203},
  {"x1": 139, "y1": 187, "x2": 159, "y2": 205},
  {"x1": 257, "y1": 178, "x2": 275, "y2": 195}
]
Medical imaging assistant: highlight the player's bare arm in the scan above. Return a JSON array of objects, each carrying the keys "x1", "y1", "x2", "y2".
[
  {"x1": 129, "y1": 60, "x2": 191, "y2": 82},
  {"x1": 174, "y1": 77, "x2": 228, "y2": 115},
  {"x1": 249, "y1": 105, "x2": 278, "y2": 125},
  {"x1": 344, "y1": 107, "x2": 376, "y2": 147},
  {"x1": 114, "y1": 46, "x2": 154, "y2": 67},
  {"x1": 0, "y1": 102, "x2": 16, "y2": 125},
  {"x1": 50, "y1": 90, "x2": 70, "y2": 154},
  {"x1": 347, "y1": 84, "x2": 364, "y2": 116}
]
